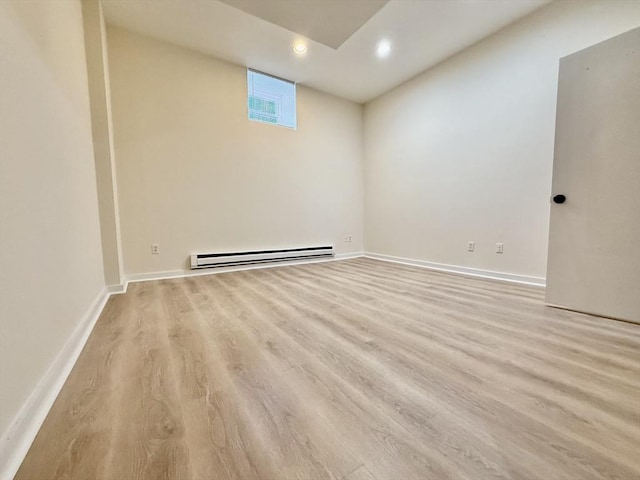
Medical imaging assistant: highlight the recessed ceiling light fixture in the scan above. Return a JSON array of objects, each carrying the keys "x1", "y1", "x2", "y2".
[
  {"x1": 376, "y1": 39, "x2": 391, "y2": 58},
  {"x1": 293, "y1": 43, "x2": 307, "y2": 55}
]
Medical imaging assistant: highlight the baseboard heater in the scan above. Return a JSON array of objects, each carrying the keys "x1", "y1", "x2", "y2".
[{"x1": 190, "y1": 245, "x2": 334, "y2": 270}]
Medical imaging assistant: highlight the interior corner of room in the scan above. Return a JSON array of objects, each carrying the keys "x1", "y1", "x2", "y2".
[{"x1": 1, "y1": 0, "x2": 639, "y2": 478}]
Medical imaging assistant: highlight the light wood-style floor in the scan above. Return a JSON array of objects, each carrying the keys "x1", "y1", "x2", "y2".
[{"x1": 16, "y1": 258, "x2": 640, "y2": 480}]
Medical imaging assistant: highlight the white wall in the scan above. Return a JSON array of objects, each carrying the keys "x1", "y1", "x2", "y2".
[
  {"x1": 107, "y1": 27, "x2": 364, "y2": 276},
  {"x1": 0, "y1": 0, "x2": 105, "y2": 440},
  {"x1": 82, "y1": 0, "x2": 124, "y2": 287},
  {"x1": 363, "y1": 0, "x2": 640, "y2": 280}
]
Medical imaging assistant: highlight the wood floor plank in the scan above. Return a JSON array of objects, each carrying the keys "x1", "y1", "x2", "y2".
[
  {"x1": 105, "y1": 280, "x2": 191, "y2": 480},
  {"x1": 284, "y1": 262, "x2": 640, "y2": 473},
  {"x1": 160, "y1": 278, "x2": 275, "y2": 480},
  {"x1": 207, "y1": 273, "x2": 448, "y2": 480},
  {"x1": 15, "y1": 258, "x2": 640, "y2": 480},
  {"x1": 343, "y1": 465, "x2": 378, "y2": 480},
  {"x1": 193, "y1": 275, "x2": 364, "y2": 480},
  {"x1": 239, "y1": 267, "x2": 638, "y2": 479},
  {"x1": 287, "y1": 265, "x2": 640, "y2": 431}
]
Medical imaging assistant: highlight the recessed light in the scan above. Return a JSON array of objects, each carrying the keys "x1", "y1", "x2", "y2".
[
  {"x1": 293, "y1": 43, "x2": 307, "y2": 55},
  {"x1": 376, "y1": 40, "x2": 391, "y2": 58}
]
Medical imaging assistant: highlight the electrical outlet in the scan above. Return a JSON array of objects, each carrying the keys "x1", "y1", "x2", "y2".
[
  {"x1": 496, "y1": 243, "x2": 504, "y2": 254},
  {"x1": 151, "y1": 244, "x2": 160, "y2": 254},
  {"x1": 345, "y1": 235, "x2": 353, "y2": 243},
  {"x1": 468, "y1": 241, "x2": 475, "y2": 252}
]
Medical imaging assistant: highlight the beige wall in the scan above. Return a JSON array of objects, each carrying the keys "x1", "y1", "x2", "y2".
[
  {"x1": 107, "y1": 27, "x2": 364, "y2": 276},
  {"x1": 81, "y1": 0, "x2": 124, "y2": 287},
  {"x1": 363, "y1": 0, "x2": 640, "y2": 279},
  {"x1": 0, "y1": 0, "x2": 105, "y2": 436}
]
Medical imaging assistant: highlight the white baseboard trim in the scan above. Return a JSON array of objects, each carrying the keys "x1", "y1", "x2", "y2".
[
  {"x1": 0, "y1": 288, "x2": 111, "y2": 480},
  {"x1": 335, "y1": 252, "x2": 364, "y2": 260},
  {"x1": 364, "y1": 252, "x2": 545, "y2": 287},
  {"x1": 125, "y1": 251, "x2": 365, "y2": 285}
]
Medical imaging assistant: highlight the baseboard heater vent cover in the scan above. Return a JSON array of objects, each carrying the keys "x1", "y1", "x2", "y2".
[{"x1": 190, "y1": 245, "x2": 334, "y2": 270}]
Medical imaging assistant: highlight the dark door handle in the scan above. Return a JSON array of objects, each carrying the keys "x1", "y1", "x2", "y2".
[{"x1": 553, "y1": 194, "x2": 566, "y2": 204}]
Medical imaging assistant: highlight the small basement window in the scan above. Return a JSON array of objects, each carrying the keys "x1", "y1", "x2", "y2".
[{"x1": 247, "y1": 69, "x2": 296, "y2": 129}]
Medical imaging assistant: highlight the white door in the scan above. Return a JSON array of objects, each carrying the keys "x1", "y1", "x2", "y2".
[{"x1": 546, "y1": 27, "x2": 640, "y2": 323}]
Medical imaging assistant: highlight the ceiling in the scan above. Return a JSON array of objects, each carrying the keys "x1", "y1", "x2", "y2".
[
  {"x1": 101, "y1": 0, "x2": 552, "y2": 104},
  {"x1": 218, "y1": 0, "x2": 390, "y2": 49}
]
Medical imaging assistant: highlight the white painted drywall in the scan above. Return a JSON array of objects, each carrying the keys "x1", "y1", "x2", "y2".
[
  {"x1": 0, "y1": 0, "x2": 105, "y2": 437},
  {"x1": 363, "y1": 0, "x2": 640, "y2": 279},
  {"x1": 82, "y1": 0, "x2": 124, "y2": 287},
  {"x1": 107, "y1": 27, "x2": 364, "y2": 276}
]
